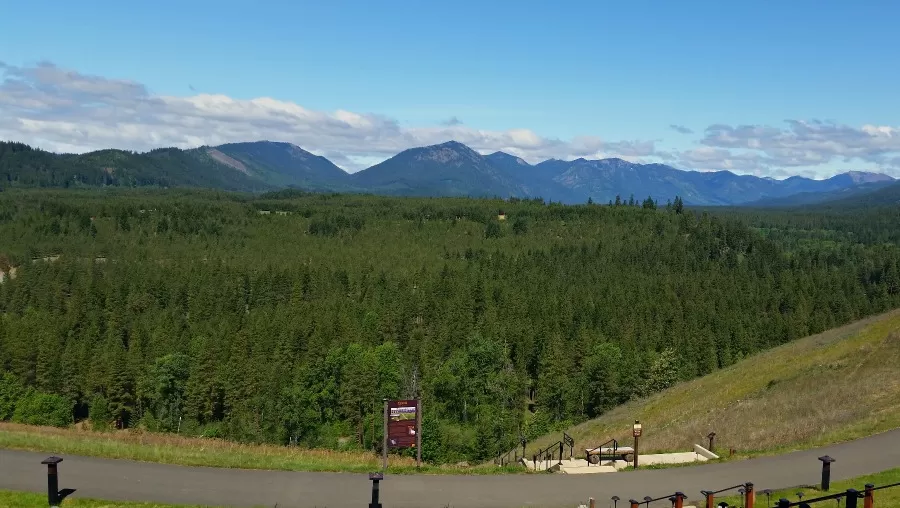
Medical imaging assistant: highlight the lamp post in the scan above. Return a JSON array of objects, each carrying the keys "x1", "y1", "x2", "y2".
[
  {"x1": 611, "y1": 495, "x2": 620, "y2": 508},
  {"x1": 707, "y1": 432, "x2": 716, "y2": 453},
  {"x1": 632, "y1": 420, "x2": 643, "y2": 469}
]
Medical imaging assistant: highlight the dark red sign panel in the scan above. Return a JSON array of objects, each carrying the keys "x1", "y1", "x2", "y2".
[{"x1": 387, "y1": 399, "x2": 418, "y2": 449}]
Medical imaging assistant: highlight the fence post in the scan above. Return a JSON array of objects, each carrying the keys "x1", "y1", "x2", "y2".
[
  {"x1": 559, "y1": 441, "x2": 564, "y2": 465},
  {"x1": 368, "y1": 472, "x2": 383, "y2": 508},
  {"x1": 674, "y1": 491, "x2": 685, "y2": 508},
  {"x1": 845, "y1": 489, "x2": 859, "y2": 508},
  {"x1": 863, "y1": 484, "x2": 874, "y2": 508},
  {"x1": 533, "y1": 454, "x2": 537, "y2": 470},
  {"x1": 701, "y1": 490, "x2": 714, "y2": 508},
  {"x1": 745, "y1": 482, "x2": 754, "y2": 508},
  {"x1": 629, "y1": 499, "x2": 639, "y2": 508},
  {"x1": 40, "y1": 456, "x2": 63, "y2": 507},
  {"x1": 588, "y1": 497, "x2": 595, "y2": 508}
]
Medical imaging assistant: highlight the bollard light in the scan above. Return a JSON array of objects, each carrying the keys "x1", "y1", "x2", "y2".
[
  {"x1": 762, "y1": 489, "x2": 772, "y2": 508},
  {"x1": 707, "y1": 432, "x2": 717, "y2": 452},
  {"x1": 368, "y1": 472, "x2": 384, "y2": 508},
  {"x1": 611, "y1": 495, "x2": 620, "y2": 508},
  {"x1": 819, "y1": 455, "x2": 837, "y2": 491},
  {"x1": 41, "y1": 456, "x2": 63, "y2": 507}
]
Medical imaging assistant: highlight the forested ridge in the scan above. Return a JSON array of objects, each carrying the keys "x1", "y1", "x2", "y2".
[{"x1": 2, "y1": 188, "x2": 900, "y2": 464}]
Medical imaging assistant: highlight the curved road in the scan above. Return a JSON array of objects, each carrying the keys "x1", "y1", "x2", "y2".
[{"x1": 2, "y1": 429, "x2": 900, "y2": 507}]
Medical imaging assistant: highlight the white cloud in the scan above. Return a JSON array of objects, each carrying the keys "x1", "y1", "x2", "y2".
[
  {"x1": 695, "y1": 120, "x2": 900, "y2": 175},
  {"x1": 0, "y1": 61, "x2": 659, "y2": 172},
  {"x1": 3, "y1": 62, "x2": 898, "y2": 178}
]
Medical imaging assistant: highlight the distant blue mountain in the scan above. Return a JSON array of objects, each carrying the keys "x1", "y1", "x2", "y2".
[{"x1": 2, "y1": 139, "x2": 893, "y2": 205}]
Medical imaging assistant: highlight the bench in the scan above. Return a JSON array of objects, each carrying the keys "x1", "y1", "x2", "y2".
[{"x1": 585, "y1": 446, "x2": 634, "y2": 464}]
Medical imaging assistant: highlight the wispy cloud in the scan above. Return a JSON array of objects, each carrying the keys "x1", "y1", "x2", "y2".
[
  {"x1": 682, "y1": 120, "x2": 900, "y2": 176},
  {"x1": 441, "y1": 116, "x2": 463, "y2": 126},
  {"x1": 669, "y1": 124, "x2": 693, "y2": 135}
]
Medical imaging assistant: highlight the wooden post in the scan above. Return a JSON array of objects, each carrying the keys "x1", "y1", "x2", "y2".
[
  {"x1": 633, "y1": 434, "x2": 639, "y2": 469},
  {"x1": 704, "y1": 491, "x2": 714, "y2": 508},
  {"x1": 674, "y1": 492, "x2": 685, "y2": 508},
  {"x1": 382, "y1": 399, "x2": 388, "y2": 472},
  {"x1": 629, "y1": 500, "x2": 639, "y2": 508},
  {"x1": 864, "y1": 484, "x2": 874, "y2": 508},
  {"x1": 415, "y1": 399, "x2": 422, "y2": 469},
  {"x1": 588, "y1": 497, "x2": 595, "y2": 508},
  {"x1": 632, "y1": 420, "x2": 642, "y2": 469},
  {"x1": 745, "y1": 482, "x2": 754, "y2": 508}
]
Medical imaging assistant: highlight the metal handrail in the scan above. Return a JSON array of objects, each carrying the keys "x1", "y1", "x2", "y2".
[{"x1": 532, "y1": 440, "x2": 564, "y2": 471}]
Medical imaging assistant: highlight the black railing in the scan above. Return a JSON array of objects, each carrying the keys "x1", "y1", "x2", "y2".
[
  {"x1": 775, "y1": 481, "x2": 900, "y2": 507},
  {"x1": 532, "y1": 440, "x2": 565, "y2": 471},
  {"x1": 700, "y1": 482, "x2": 753, "y2": 508},
  {"x1": 496, "y1": 437, "x2": 527, "y2": 467},
  {"x1": 563, "y1": 431, "x2": 575, "y2": 459}
]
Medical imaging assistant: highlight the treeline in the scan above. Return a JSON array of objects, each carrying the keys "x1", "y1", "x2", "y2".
[{"x1": 2, "y1": 189, "x2": 900, "y2": 463}]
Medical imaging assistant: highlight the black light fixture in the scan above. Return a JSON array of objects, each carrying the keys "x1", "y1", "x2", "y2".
[{"x1": 611, "y1": 495, "x2": 620, "y2": 508}]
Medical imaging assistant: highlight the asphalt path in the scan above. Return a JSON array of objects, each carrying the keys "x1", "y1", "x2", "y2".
[{"x1": 2, "y1": 429, "x2": 900, "y2": 507}]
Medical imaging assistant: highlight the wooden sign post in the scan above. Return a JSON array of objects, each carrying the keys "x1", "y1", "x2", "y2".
[{"x1": 632, "y1": 420, "x2": 642, "y2": 469}]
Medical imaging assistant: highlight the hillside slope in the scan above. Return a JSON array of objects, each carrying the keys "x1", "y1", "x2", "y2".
[
  {"x1": 527, "y1": 309, "x2": 900, "y2": 457},
  {"x1": 0, "y1": 142, "x2": 272, "y2": 192}
]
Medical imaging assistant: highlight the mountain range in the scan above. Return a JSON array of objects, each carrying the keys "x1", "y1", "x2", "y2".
[{"x1": 1, "y1": 139, "x2": 895, "y2": 206}]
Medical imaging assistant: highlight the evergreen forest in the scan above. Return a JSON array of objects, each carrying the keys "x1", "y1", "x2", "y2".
[{"x1": 2, "y1": 188, "x2": 900, "y2": 464}]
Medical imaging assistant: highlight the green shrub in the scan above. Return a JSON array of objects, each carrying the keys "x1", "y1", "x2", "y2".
[{"x1": 12, "y1": 391, "x2": 72, "y2": 427}]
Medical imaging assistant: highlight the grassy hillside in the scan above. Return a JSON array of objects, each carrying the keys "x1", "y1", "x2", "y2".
[
  {"x1": 0, "y1": 422, "x2": 518, "y2": 474},
  {"x1": 526, "y1": 309, "x2": 900, "y2": 457}
]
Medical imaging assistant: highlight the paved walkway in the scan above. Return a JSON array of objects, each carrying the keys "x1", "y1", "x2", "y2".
[{"x1": 2, "y1": 429, "x2": 900, "y2": 507}]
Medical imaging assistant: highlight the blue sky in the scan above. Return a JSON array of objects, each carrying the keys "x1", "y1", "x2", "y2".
[{"x1": 1, "y1": 0, "x2": 899, "y2": 176}]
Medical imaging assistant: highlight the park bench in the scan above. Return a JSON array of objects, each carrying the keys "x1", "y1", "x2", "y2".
[{"x1": 585, "y1": 443, "x2": 634, "y2": 464}]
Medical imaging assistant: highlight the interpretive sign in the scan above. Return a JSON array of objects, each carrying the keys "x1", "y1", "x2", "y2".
[
  {"x1": 382, "y1": 398, "x2": 422, "y2": 470},
  {"x1": 387, "y1": 399, "x2": 418, "y2": 448}
]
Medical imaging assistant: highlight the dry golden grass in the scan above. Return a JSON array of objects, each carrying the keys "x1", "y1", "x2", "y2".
[
  {"x1": 0, "y1": 423, "x2": 517, "y2": 475},
  {"x1": 528, "y1": 309, "x2": 900, "y2": 458}
]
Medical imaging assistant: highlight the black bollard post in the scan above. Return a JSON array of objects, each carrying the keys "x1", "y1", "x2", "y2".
[
  {"x1": 845, "y1": 489, "x2": 858, "y2": 508},
  {"x1": 368, "y1": 472, "x2": 384, "y2": 508},
  {"x1": 41, "y1": 456, "x2": 63, "y2": 507},
  {"x1": 707, "y1": 432, "x2": 716, "y2": 453},
  {"x1": 819, "y1": 455, "x2": 836, "y2": 491},
  {"x1": 777, "y1": 499, "x2": 790, "y2": 508}
]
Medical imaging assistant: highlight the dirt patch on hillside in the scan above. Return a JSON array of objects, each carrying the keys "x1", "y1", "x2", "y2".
[{"x1": 207, "y1": 148, "x2": 251, "y2": 175}]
